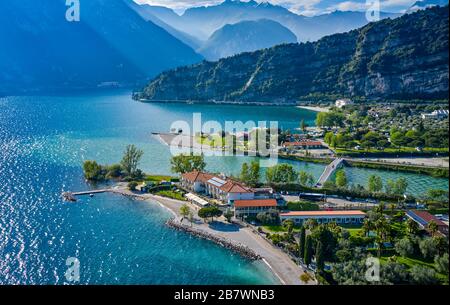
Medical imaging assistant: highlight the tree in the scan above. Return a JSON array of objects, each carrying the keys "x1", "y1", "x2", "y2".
[
  {"x1": 283, "y1": 219, "x2": 295, "y2": 236},
  {"x1": 315, "y1": 241, "x2": 325, "y2": 273},
  {"x1": 265, "y1": 164, "x2": 298, "y2": 184},
  {"x1": 395, "y1": 237, "x2": 414, "y2": 257},
  {"x1": 304, "y1": 235, "x2": 313, "y2": 266},
  {"x1": 362, "y1": 219, "x2": 373, "y2": 237},
  {"x1": 170, "y1": 153, "x2": 206, "y2": 174},
  {"x1": 198, "y1": 206, "x2": 223, "y2": 222},
  {"x1": 407, "y1": 218, "x2": 420, "y2": 236},
  {"x1": 395, "y1": 178, "x2": 408, "y2": 196},
  {"x1": 410, "y1": 266, "x2": 439, "y2": 285},
  {"x1": 83, "y1": 160, "x2": 105, "y2": 181},
  {"x1": 433, "y1": 236, "x2": 449, "y2": 256},
  {"x1": 224, "y1": 209, "x2": 234, "y2": 223},
  {"x1": 128, "y1": 181, "x2": 138, "y2": 191},
  {"x1": 240, "y1": 163, "x2": 250, "y2": 182},
  {"x1": 300, "y1": 119, "x2": 308, "y2": 133},
  {"x1": 299, "y1": 171, "x2": 315, "y2": 187},
  {"x1": 375, "y1": 217, "x2": 390, "y2": 258},
  {"x1": 120, "y1": 145, "x2": 144, "y2": 178},
  {"x1": 179, "y1": 204, "x2": 191, "y2": 222},
  {"x1": 106, "y1": 164, "x2": 123, "y2": 179},
  {"x1": 256, "y1": 209, "x2": 280, "y2": 225},
  {"x1": 419, "y1": 238, "x2": 438, "y2": 260},
  {"x1": 305, "y1": 219, "x2": 318, "y2": 230},
  {"x1": 427, "y1": 221, "x2": 439, "y2": 237},
  {"x1": 324, "y1": 132, "x2": 334, "y2": 145},
  {"x1": 435, "y1": 253, "x2": 449, "y2": 275},
  {"x1": 245, "y1": 161, "x2": 261, "y2": 187},
  {"x1": 299, "y1": 226, "x2": 306, "y2": 260},
  {"x1": 368, "y1": 175, "x2": 383, "y2": 193},
  {"x1": 335, "y1": 170, "x2": 348, "y2": 188}
]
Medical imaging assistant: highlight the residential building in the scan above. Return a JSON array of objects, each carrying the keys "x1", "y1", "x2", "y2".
[
  {"x1": 406, "y1": 210, "x2": 449, "y2": 236},
  {"x1": 234, "y1": 199, "x2": 278, "y2": 218},
  {"x1": 280, "y1": 210, "x2": 366, "y2": 226},
  {"x1": 282, "y1": 140, "x2": 324, "y2": 150},
  {"x1": 335, "y1": 99, "x2": 354, "y2": 109},
  {"x1": 421, "y1": 109, "x2": 449, "y2": 119},
  {"x1": 181, "y1": 171, "x2": 255, "y2": 204}
]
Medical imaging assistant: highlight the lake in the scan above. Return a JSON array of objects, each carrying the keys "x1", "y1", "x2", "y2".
[{"x1": 0, "y1": 90, "x2": 447, "y2": 284}]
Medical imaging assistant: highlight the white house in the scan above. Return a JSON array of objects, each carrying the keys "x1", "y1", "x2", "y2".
[
  {"x1": 280, "y1": 210, "x2": 366, "y2": 226},
  {"x1": 335, "y1": 99, "x2": 354, "y2": 109},
  {"x1": 421, "y1": 109, "x2": 449, "y2": 120},
  {"x1": 181, "y1": 171, "x2": 255, "y2": 204}
]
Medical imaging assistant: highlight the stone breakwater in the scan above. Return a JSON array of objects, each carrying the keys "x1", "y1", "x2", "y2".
[{"x1": 166, "y1": 218, "x2": 261, "y2": 261}]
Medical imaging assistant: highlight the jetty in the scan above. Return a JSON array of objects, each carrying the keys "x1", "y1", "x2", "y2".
[
  {"x1": 316, "y1": 158, "x2": 345, "y2": 187},
  {"x1": 61, "y1": 189, "x2": 109, "y2": 202}
]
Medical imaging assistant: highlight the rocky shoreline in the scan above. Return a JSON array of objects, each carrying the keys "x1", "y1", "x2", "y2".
[{"x1": 166, "y1": 218, "x2": 262, "y2": 261}]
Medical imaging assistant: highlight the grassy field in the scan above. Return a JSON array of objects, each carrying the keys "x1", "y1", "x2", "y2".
[
  {"x1": 146, "y1": 175, "x2": 176, "y2": 183},
  {"x1": 155, "y1": 190, "x2": 186, "y2": 201},
  {"x1": 262, "y1": 225, "x2": 302, "y2": 233}
]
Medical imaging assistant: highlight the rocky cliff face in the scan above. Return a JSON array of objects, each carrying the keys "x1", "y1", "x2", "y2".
[{"x1": 139, "y1": 6, "x2": 449, "y2": 103}]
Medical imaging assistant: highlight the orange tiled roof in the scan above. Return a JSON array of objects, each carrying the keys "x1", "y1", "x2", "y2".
[
  {"x1": 280, "y1": 211, "x2": 366, "y2": 217},
  {"x1": 234, "y1": 199, "x2": 278, "y2": 208},
  {"x1": 219, "y1": 180, "x2": 253, "y2": 193},
  {"x1": 181, "y1": 171, "x2": 214, "y2": 183},
  {"x1": 284, "y1": 141, "x2": 322, "y2": 147}
]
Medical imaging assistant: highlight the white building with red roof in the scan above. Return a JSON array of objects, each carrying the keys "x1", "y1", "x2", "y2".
[{"x1": 181, "y1": 171, "x2": 255, "y2": 204}]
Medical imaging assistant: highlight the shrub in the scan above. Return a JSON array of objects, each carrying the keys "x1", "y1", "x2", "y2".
[
  {"x1": 410, "y1": 266, "x2": 439, "y2": 285},
  {"x1": 395, "y1": 238, "x2": 415, "y2": 257},
  {"x1": 419, "y1": 238, "x2": 438, "y2": 260},
  {"x1": 128, "y1": 181, "x2": 138, "y2": 191}
]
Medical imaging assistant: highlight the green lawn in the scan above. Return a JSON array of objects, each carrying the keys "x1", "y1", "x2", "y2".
[
  {"x1": 155, "y1": 190, "x2": 186, "y2": 201},
  {"x1": 146, "y1": 175, "x2": 176, "y2": 183},
  {"x1": 262, "y1": 225, "x2": 302, "y2": 233}
]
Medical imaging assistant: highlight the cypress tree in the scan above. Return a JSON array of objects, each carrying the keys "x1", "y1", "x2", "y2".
[
  {"x1": 299, "y1": 226, "x2": 306, "y2": 260},
  {"x1": 304, "y1": 235, "x2": 313, "y2": 266},
  {"x1": 316, "y1": 241, "x2": 325, "y2": 273}
]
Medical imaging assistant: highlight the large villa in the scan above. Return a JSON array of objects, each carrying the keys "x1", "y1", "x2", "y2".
[{"x1": 180, "y1": 171, "x2": 255, "y2": 204}]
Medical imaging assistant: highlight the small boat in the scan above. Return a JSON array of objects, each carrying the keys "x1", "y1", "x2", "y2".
[{"x1": 90, "y1": 194, "x2": 94, "y2": 198}]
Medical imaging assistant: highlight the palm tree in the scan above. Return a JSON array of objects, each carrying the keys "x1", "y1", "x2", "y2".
[
  {"x1": 362, "y1": 219, "x2": 373, "y2": 237},
  {"x1": 179, "y1": 204, "x2": 191, "y2": 222},
  {"x1": 375, "y1": 218, "x2": 390, "y2": 258},
  {"x1": 427, "y1": 220, "x2": 439, "y2": 237}
]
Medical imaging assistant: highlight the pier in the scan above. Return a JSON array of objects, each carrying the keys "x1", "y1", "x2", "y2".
[{"x1": 316, "y1": 158, "x2": 345, "y2": 187}]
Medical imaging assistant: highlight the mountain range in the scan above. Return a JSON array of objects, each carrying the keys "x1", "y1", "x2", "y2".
[
  {"x1": 0, "y1": 0, "x2": 201, "y2": 94},
  {"x1": 137, "y1": 6, "x2": 449, "y2": 103},
  {"x1": 139, "y1": 0, "x2": 400, "y2": 43},
  {"x1": 198, "y1": 19, "x2": 297, "y2": 61}
]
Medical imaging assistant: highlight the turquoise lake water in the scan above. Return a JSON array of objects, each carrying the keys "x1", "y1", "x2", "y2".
[{"x1": 0, "y1": 90, "x2": 447, "y2": 284}]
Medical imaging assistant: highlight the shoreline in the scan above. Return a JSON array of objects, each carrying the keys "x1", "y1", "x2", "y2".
[
  {"x1": 103, "y1": 186, "x2": 308, "y2": 285},
  {"x1": 297, "y1": 105, "x2": 330, "y2": 113}
]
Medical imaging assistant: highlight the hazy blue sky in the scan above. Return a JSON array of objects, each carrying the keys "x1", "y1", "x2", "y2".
[{"x1": 134, "y1": 0, "x2": 422, "y2": 15}]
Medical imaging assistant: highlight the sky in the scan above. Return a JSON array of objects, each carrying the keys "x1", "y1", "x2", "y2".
[{"x1": 134, "y1": 0, "x2": 424, "y2": 16}]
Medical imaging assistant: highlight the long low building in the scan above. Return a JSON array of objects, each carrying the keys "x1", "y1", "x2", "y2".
[
  {"x1": 280, "y1": 210, "x2": 366, "y2": 226},
  {"x1": 234, "y1": 199, "x2": 278, "y2": 218}
]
